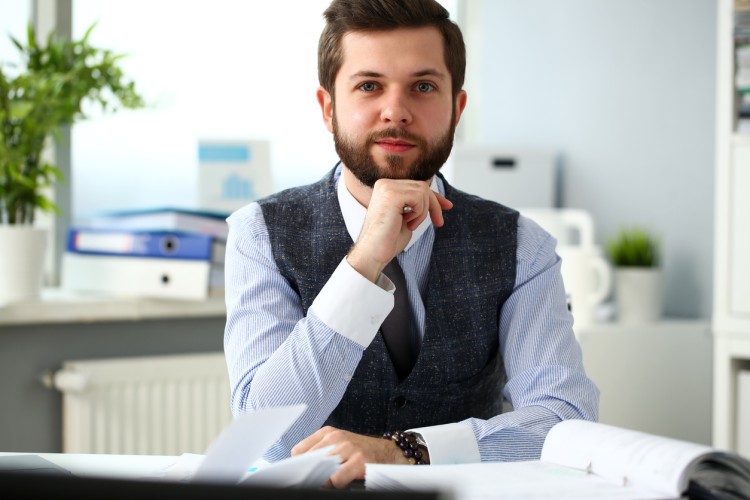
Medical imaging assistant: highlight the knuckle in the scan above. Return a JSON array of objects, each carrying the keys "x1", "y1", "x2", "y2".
[{"x1": 330, "y1": 429, "x2": 348, "y2": 440}]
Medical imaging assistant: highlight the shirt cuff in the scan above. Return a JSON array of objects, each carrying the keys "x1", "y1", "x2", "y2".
[
  {"x1": 408, "y1": 423, "x2": 480, "y2": 465},
  {"x1": 308, "y1": 257, "x2": 394, "y2": 348}
]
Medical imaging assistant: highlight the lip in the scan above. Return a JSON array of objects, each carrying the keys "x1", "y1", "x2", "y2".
[{"x1": 375, "y1": 138, "x2": 415, "y2": 153}]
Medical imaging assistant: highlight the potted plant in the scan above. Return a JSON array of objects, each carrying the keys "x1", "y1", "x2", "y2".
[
  {"x1": 0, "y1": 24, "x2": 144, "y2": 303},
  {"x1": 606, "y1": 226, "x2": 663, "y2": 323}
]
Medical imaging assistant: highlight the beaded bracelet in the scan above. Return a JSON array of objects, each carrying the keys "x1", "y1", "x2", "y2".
[{"x1": 382, "y1": 431, "x2": 429, "y2": 465}]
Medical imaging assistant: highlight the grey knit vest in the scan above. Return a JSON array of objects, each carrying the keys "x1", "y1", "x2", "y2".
[{"x1": 258, "y1": 167, "x2": 518, "y2": 435}]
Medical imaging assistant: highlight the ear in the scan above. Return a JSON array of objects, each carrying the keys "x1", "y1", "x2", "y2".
[
  {"x1": 453, "y1": 89, "x2": 468, "y2": 126},
  {"x1": 317, "y1": 86, "x2": 334, "y2": 133}
]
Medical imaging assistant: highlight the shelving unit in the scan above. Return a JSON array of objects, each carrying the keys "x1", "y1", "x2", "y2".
[{"x1": 713, "y1": 0, "x2": 750, "y2": 452}]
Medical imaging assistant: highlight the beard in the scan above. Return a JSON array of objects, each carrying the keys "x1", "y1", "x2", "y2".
[{"x1": 333, "y1": 110, "x2": 456, "y2": 188}]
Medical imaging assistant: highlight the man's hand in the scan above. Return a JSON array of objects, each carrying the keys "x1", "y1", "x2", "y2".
[
  {"x1": 291, "y1": 426, "x2": 407, "y2": 488},
  {"x1": 347, "y1": 178, "x2": 453, "y2": 282}
]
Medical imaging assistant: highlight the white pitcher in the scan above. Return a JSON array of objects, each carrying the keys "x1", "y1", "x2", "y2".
[
  {"x1": 557, "y1": 245, "x2": 612, "y2": 328},
  {"x1": 520, "y1": 208, "x2": 594, "y2": 247}
]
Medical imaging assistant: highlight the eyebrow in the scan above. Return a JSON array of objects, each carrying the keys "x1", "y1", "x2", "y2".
[{"x1": 348, "y1": 69, "x2": 448, "y2": 81}]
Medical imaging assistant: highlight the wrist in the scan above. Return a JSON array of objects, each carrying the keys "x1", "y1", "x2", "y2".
[
  {"x1": 346, "y1": 246, "x2": 388, "y2": 283},
  {"x1": 382, "y1": 431, "x2": 429, "y2": 465},
  {"x1": 414, "y1": 433, "x2": 430, "y2": 464}
]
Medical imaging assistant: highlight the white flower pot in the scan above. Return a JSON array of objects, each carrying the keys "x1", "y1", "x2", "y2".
[
  {"x1": 0, "y1": 226, "x2": 48, "y2": 304},
  {"x1": 614, "y1": 267, "x2": 663, "y2": 323}
]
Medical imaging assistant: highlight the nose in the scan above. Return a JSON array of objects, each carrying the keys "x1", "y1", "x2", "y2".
[{"x1": 380, "y1": 90, "x2": 413, "y2": 125}]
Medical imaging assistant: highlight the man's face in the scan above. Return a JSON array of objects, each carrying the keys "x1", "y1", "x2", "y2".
[{"x1": 318, "y1": 27, "x2": 467, "y2": 187}]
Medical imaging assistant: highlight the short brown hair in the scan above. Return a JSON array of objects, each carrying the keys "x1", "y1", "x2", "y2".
[{"x1": 318, "y1": 0, "x2": 466, "y2": 99}]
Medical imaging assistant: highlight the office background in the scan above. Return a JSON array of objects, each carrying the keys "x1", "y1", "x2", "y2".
[
  {"x1": 1, "y1": 0, "x2": 716, "y2": 318},
  {"x1": 465, "y1": 0, "x2": 716, "y2": 319},
  {"x1": 0, "y1": 0, "x2": 719, "y2": 452}
]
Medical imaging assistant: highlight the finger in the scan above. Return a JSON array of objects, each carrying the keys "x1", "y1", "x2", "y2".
[
  {"x1": 436, "y1": 191, "x2": 454, "y2": 210},
  {"x1": 403, "y1": 185, "x2": 434, "y2": 230},
  {"x1": 306, "y1": 429, "x2": 354, "y2": 454},
  {"x1": 291, "y1": 436, "x2": 315, "y2": 457},
  {"x1": 406, "y1": 191, "x2": 446, "y2": 230},
  {"x1": 402, "y1": 208, "x2": 422, "y2": 228},
  {"x1": 428, "y1": 191, "x2": 453, "y2": 228},
  {"x1": 328, "y1": 452, "x2": 366, "y2": 489},
  {"x1": 291, "y1": 426, "x2": 333, "y2": 456},
  {"x1": 405, "y1": 213, "x2": 425, "y2": 231}
]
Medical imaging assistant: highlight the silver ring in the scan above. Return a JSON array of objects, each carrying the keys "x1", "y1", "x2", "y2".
[{"x1": 402, "y1": 205, "x2": 413, "y2": 214}]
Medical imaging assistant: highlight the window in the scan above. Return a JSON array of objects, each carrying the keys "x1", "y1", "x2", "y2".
[
  {"x1": 0, "y1": 1, "x2": 31, "y2": 73},
  {"x1": 71, "y1": 0, "x2": 461, "y2": 220}
]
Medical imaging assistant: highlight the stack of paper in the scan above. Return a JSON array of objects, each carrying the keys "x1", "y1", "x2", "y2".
[
  {"x1": 241, "y1": 447, "x2": 340, "y2": 488},
  {"x1": 161, "y1": 404, "x2": 341, "y2": 489},
  {"x1": 366, "y1": 420, "x2": 750, "y2": 500},
  {"x1": 365, "y1": 462, "x2": 647, "y2": 500}
]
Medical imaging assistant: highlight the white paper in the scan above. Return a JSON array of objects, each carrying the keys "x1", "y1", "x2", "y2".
[
  {"x1": 366, "y1": 462, "x2": 661, "y2": 500},
  {"x1": 542, "y1": 420, "x2": 712, "y2": 497},
  {"x1": 366, "y1": 420, "x2": 723, "y2": 499},
  {"x1": 192, "y1": 404, "x2": 306, "y2": 483},
  {"x1": 241, "y1": 446, "x2": 340, "y2": 488},
  {"x1": 160, "y1": 453, "x2": 205, "y2": 482}
]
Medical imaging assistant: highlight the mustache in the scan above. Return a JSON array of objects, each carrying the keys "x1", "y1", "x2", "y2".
[{"x1": 368, "y1": 128, "x2": 426, "y2": 146}]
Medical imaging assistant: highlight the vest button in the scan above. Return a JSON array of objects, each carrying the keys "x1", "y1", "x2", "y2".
[{"x1": 393, "y1": 395, "x2": 407, "y2": 408}]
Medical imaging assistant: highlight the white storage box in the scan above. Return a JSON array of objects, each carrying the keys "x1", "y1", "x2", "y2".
[{"x1": 448, "y1": 145, "x2": 557, "y2": 208}]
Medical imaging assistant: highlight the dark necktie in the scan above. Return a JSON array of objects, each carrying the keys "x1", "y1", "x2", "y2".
[{"x1": 380, "y1": 258, "x2": 416, "y2": 381}]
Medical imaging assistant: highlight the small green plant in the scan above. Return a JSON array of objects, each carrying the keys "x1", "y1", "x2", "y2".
[
  {"x1": 606, "y1": 227, "x2": 660, "y2": 267},
  {"x1": 0, "y1": 23, "x2": 144, "y2": 225}
]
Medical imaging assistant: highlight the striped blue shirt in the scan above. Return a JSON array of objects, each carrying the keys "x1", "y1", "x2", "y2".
[{"x1": 224, "y1": 166, "x2": 599, "y2": 464}]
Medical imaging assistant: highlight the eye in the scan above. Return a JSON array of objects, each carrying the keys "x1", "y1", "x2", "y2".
[
  {"x1": 359, "y1": 82, "x2": 378, "y2": 92},
  {"x1": 415, "y1": 82, "x2": 435, "y2": 93}
]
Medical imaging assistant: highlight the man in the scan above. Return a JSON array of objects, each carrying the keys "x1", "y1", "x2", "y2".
[{"x1": 224, "y1": 0, "x2": 599, "y2": 488}]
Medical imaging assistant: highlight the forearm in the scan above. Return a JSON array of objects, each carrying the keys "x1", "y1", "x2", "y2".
[
  {"x1": 227, "y1": 309, "x2": 365, "y2": 460},
  {"x1": 467, "y1": 373, "x2": 599, "y2": 462},
  {"x1": 413, "y1": 370, "x2": 598, "y2": 465},
  {"x1": 469, "y1": 409, "x2": 559, "y2": 462},
  {"x1": 413, "y1": 216, "x2": 600, "y2": 465},
  {"x1": 224, "y1": 265, "x2": 387, "y2": 459},
  {"x1": 472, "y1": 216, "x2": 599, "y2": 461},
  {"x1": 224, "y1": 204, "x2": 394, "y2": 459}
]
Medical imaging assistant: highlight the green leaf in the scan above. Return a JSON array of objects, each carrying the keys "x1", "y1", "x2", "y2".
[
  {"x1": 1, "y1": 22, "x2": 145, "y2": 225},
  {"x1": 606, "y1": 227, "x2": 660, "y2": 267},
  {"x1": 10, "y1": 35, "x2": 23, "y2": 52},
  {"x1": 8, "y1": 100, "x2": 34, "y2": 120}
]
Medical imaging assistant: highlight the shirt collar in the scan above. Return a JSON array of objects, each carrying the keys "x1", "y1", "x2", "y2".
[{"x1": 335, "y1": 164, "x2": 441, "y2": 253}]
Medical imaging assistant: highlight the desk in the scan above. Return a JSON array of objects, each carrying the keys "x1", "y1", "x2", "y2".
[
  {"x1": 0, "y1": 451, "x2": 174, "y2": 479},
  {"x1": 0, "y1": 453, "x2": 441, "y2": 500}
]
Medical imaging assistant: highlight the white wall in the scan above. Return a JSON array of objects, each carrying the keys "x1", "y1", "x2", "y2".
[{"x1": 460, "y1": 0, "x2": 716, "y2": 318}]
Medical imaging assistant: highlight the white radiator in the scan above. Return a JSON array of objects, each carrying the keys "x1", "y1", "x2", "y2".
[{"x1": 51, "y1": 352, "x2": 232, "y2": 455}]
